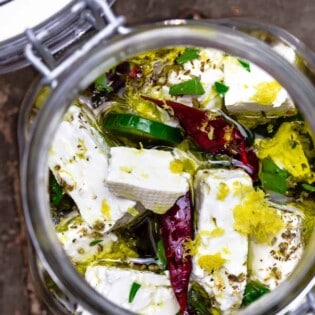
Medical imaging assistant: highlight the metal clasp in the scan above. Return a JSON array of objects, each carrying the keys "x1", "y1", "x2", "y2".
[{"x1": 24, "y1": 0, "x2": 127, "y2": 87}]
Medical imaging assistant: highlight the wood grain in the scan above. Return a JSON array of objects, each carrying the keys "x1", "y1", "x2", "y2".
[{"x1": 0, "y1": 68, "x2": 48, "y2": 314}]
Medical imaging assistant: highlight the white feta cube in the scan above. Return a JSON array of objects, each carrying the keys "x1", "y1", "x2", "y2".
[
  {"x1": 56, "y1": 214, "x2": 117, "y2": 263},
  {"x1": 106, "y1": 147, "x2": 190, "y2": 214},
  {"x1": 272, "y1": 42, "x2": 296, "y2": 64},
  {"x1": 224, "y1": 56, "x2": 295, "y2": 111},
  {"x1": 81, "y1": 266, "x2": 180, "y2": 315},
  {"x1": 249, "y1": 208, "x2": 303, "y2": 289},
  {"x1": 49, "y1": 105, "x2": 138, "y2": 233},
  {"x1": 165, "y1": 48, "x2": 225, "y2": 109},
  {"x1": 193, "y1": 168, "x2": 252, "y2": 312}
]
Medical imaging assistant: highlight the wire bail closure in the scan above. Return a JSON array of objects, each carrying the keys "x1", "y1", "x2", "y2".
[{"x1": 24, "y1": 0, "x2": 127, "y2": 87}]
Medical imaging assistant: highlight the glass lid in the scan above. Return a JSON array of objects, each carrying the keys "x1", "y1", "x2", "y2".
[
  {"x1": 0, "y1": 0, "x2": 72, "y2": 42},
  {"x1": 0, "y1": 0, "x2": 117, "y2": 74}
]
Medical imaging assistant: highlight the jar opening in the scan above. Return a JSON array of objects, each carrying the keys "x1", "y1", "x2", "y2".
[{"x1": 21, "y1": 21, "x2": 315, "y2": 315}]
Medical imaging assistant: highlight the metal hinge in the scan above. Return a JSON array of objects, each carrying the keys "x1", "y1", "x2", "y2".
[
  {"x1": 289, "y1": 290, "x2": 315, "y2": 315},
  {"x1": 24, "y1": 0, "x2": 128, "y2": 87}
]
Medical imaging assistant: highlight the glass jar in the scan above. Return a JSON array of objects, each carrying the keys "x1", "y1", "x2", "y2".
[{"x1": 14, "y1": 1, "x2": 315, "y2": 314}]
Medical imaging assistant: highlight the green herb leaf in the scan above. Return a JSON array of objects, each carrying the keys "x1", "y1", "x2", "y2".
[
  {"x1": 129, "y1": 282, "x2": 141, "y2": 303},
  {"x1": 238, "y1": 59, "x2": 251, "y2": 72},
  {"x1": 214, "y1": 81, "x2": 229, "y2": 96},
  {"x1": 49, "y1": 172, "x2": 63, "y2": 207},
  {"x1": 302, "y1": 183, "x2": 315, "y2": 192},
  {"x1": 259, "y1": 158, "x2": 290, "y2": 194},
  {"x1": 95, "y1": 74, "x2": 114, "y2": 93},
  {"x1": 169, "y1": 77, "x2": 205, "y2": 96},
  {"x1": 156, "y1": 239, "x2": 167, "y2": 269},
  {"x1": 89, "y1": 239, "x2": 103, "y2": 247},
  {"x1": 242, "y1": 281, "x2": 270, "y2": 306},
  {"x1": 176, "y1": 48, "x2": 200, "y2": 64}
]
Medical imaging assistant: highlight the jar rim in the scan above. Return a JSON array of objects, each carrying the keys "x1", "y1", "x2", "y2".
[{"x1": 21, "y1": 19, "x2": 315, "y2": 315}]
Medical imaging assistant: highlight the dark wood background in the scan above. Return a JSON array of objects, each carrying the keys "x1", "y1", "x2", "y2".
[{"x1": 0, "y1": 0, "x2": 314, "y2": 314}]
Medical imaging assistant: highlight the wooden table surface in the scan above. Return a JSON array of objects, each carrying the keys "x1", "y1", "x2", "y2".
[{"x1": 0, "y1": 1, "x2": 314, "y2": 314}]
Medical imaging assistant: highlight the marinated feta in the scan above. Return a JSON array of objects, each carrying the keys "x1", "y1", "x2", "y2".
[
  {"x1": 56, "y1": 214, "x2": 118, "y2": 263},
  {"x1": 249, "y1": 208, "x2": 304, "y2": 289},
  {"x1": 256, "y1": 121, "x2": 315, "y2": 184},
  {"x1": 272, "y1": 42, "x2": 296, "y2": 64},
  {"x1": 223, "y1": 56, "x2": 296, "y2": 126},
  {"x1": 81, "y1": 266, "x2": 180, "y2": 315},
  {"x1": 224, "y1": 55, "x2": 294, "y2": 108},
  {"x1": 49, "y1": 105, "x2": 138, "y2": 233},
  {"x1": 193, "y1": 168, "x2": 252, "y2": 312},
  {"x1": 165, "y1": 48, "x2": 225, "y2": 109},
  {"x1": 106, "y1": 147, "x2": 190, "y2": 214}
]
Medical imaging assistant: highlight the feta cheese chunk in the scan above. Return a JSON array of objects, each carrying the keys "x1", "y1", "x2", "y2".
[
  {"x1": 223, "y1": 56, "x2": 296, "y2": 126},
  {"x1": 106, "y1": 147, "x2": 190, "y2": 214},
  {"x1": 272, "y1": 42, "x2": 296, "y2": 64},
  {"x1": 193, "y1": 168, "x2": 252, "y2": 313},
  {"x1": 49, "y1": 105, "x2": 138, "y2": 233},
  {"x1": 224, "y1": 55, "x2": 294, "y2": 108},
  {"x1": 165, "y1": 48, "x2": 225, "y2": 109},
  {"x1": 56, "y1": 214, "x2": 117, "y2": 263},
  {"x1": 82, "y1": 266, "x2": 180, "y2": 315},
  {"x1": 249, "y1": 208, "x2": 303, "y2": 289}
]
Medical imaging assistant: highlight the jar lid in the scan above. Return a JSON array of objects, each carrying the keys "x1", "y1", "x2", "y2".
[
  {"x1": 0, "y1": 0, "x2": 72, "y2": 42},
  {"x1": 0, "y1": 0, "x2": 118, "y2": 74}
]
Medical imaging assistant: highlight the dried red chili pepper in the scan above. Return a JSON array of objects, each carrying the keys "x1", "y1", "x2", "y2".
[
  {"x1": 159, "y1": 192, "x2": 193, "y2": 315},
  {"x1": 142, "y1": 96, "x2": 258, "y2": 180}
]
